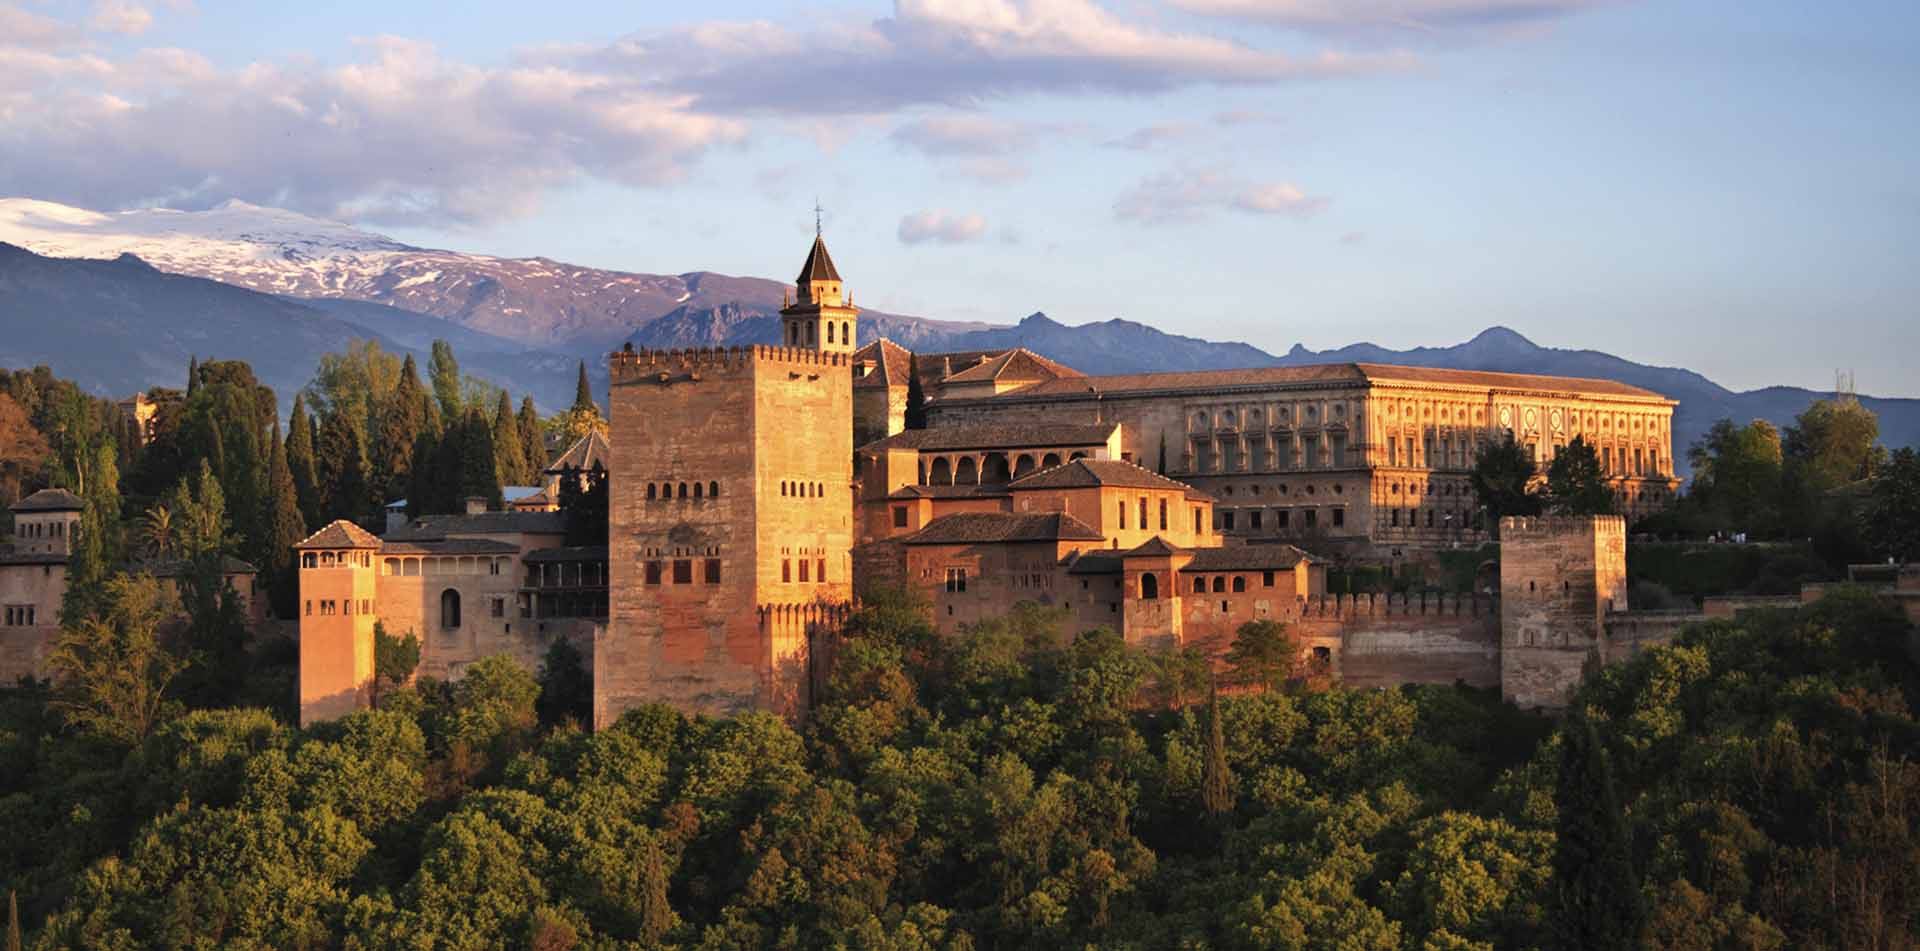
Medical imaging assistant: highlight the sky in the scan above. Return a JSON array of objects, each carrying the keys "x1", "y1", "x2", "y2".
[{"x1": 2, "y1": 0, "x2": 1916, "y2": 396}]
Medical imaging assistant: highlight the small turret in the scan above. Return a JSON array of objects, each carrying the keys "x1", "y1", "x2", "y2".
[{"x1": 780, "y1": 230, "x2": 858, "y2": 355}]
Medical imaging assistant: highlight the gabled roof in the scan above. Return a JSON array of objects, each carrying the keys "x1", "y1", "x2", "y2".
[
  {"x1": 383, "y1": 511, "x2": 569, "y2": 541},
  {"x1": 861, "y1": 422, "x2": 1117, "y2": 454},
  {"x1": 901, "y1": 511, "x2": 1104, "y2": 545},
  {"x1": 295, "y1": 520, "x2": 382, "y2": 550},
  {"x1": 852, "y1": 338, "x2": 913, "y2": 390},
  {"x1": 1009, "y1": 458, "x2": 1211, "y2": 500},
  {"x1": 1123, "y1": 536, "x2": 1183, "y2": 558},
  {"x1": 886, "y1": 483, "x2": 1011, "y2": 500},
  {"x1": 546, "y1": 431, "x2": 610, "y2": 474},
  {"x1": 941, "y1": 348, "x2": 1083, "y2": 385},
  {"x1": 797, "y1": 235, "x2": 841, "y2": 283},
  {"x1": 10, "y1": 488, "x2": 83, "y2": 513},
  {"x1": 1180, "y1": 544, "x2": 1322, "y2": 572}
]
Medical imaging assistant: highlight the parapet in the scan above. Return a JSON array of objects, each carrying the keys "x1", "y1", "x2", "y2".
[
  {"x1": 1296, "y1": 591, "x2": 1496, "y2": 619},
  {"x1": 610, "y1": 346, "x2": 849, "y2": 385},
  {"x1": 1498, "y1": 514, "x2": 1627, "y2": 538}
]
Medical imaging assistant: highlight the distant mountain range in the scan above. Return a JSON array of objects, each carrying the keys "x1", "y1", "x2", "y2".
[{"x1": 1, "y1": 197, "x2": 1913, "y2": 477}]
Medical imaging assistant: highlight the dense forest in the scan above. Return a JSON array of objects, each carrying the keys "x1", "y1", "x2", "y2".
[{"x1": 0, "y1": 349, "x2": 1917, "y2": 949}]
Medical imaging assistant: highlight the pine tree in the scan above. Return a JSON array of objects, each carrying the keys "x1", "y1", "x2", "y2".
[
  {"x1": 517, "y1": 396, "x2": 545, "y2": 479},
  {"x1": 492, "y1": 391, "x2": 525, "y2": 487},
  {"x1": 1552, "y1": 710, "x2": 1646, "y2": 951},
  {"x1": 428, "y1": 340, "x2": 462, "y2": 423},
  {"x1": 571, "y1": 361, "x2": 596, "y2": 416},
  {"x1": 286, "y1": 395, "x2": 322, "y2": 528},
  {"x1": 374, "y1": 354, "x2": 428, "y2": 502},
  {"x1": 903, "y1": 353, "x2": 927, "y2": 430},
  {"x1": 459, "y1": 407, "x2": 503, "y2": 510},
  {"x1": 1545, "y1": 435, "x2": 1615, "y2": 517},
  {"x1": 1201, "y1": 681, "x2": 1234, "y2": 818},
  {"x1": 265, "y1": 422, "x2": 306, "y2": 619},
  {"x1": 316, "y1": 411, "x2": 372, "y2": 524},
  {"x1": 639, "y1": 838, "x2": 674, "y2": 944}
]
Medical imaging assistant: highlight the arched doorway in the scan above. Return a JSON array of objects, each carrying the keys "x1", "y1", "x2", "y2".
[
  {"x1": 1141, "y1": 573, "x2": 1159, "y2": 600},
  {"x1": 982, "y1": 453, "x2": 1011, "y2": 484},
  {"x1": 955, "y1": 456, "x2": 979, "y2": 485},
  {"x1": 440, "y1": 589, "x2": 461, "y2": 628},
  {"x1": 1013, "y1": 454, "x2": 1037, "y2": 479},
  {"x1": 929, "y1": 457, "x2": 953, "y2": 486}
]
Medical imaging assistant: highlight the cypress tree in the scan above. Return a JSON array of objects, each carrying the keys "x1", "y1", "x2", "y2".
[
  {"x1": 406, "y1": 431, "x2": 440, "y2": 519},
  {"x1": 61, "y1": 441, "x2": 122, "y2": 624},
  {"x1": 6, "y1": 889, "x2": 20, "y2": 951},
  {"x1": 1551, "y1": 710, "x2": 1646, "y2": 951},
  {"x1": 286, "y1": 395, "x2": 322, "y2": 528},
  {"x1": 1158, "y1": 432, "x2": 1168, "y2": 475},
  {"x1": 639, "y1": 838, "x2": 673, "y2": 944},
  {"x1": 571, "y1": 361, "x2": 596, "y2": 415},
  {"x1": 428, "y1": 340, "x2": 462, "y2": 423},
  {"x1": 1201, "y1": 681, "x2": 1233, "y2": 818},
  {"x1": 315, "y1": 411, "x2": 372, "y2": 524},
  {"x1": 517, "y1": 396, "x2": 545, "y2": 479},
  {"x1": 903, "y1": 353, "x2": 927, "y2": 430},
  {"x1": 264, "y1": 422, "x2": 306, "y2": 619},
  {"x1": 492, "y1": 391, "x2": 525, "y2": 487},
  {"x1": 459, "y1": 407, "x2": 503, "y2": 510},
  {"x1": 375, "y1": 354, "x2": 428, "y2": 501},
  {"x1": 186, "y1": 355, "x2": 199, "y2": 395}
]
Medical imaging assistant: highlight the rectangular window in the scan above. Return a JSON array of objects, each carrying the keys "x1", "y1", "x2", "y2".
[
  {"x1": 645, "y1": 561, "x2": 662, "y2": 585},
  {"x1": 1391, "y1": 509, "x2": 1400, "y2": 527},
  {"x1": 816, "y1": 559, "x2": 827, "y2": 584},
  {"x1": 1332, "y1": 508, "x2": 1345, "y2": 527},
  {"x1": 672, "y1": 560, "x2": 692, "y2": 584},
  {"x1": 892, "y1": 506, "x2": 908, "y2": 528},
  {"x1": 1277, "y1": 509, "x2": 1290, "y2": 528},
  {"x1": 1223, "y1": 510, "x2": 1236, "y2": 531},
  {"x1": 1263, "y1": 571, "x2": 1275, "y2": 588},
  {"x1": 1159, "y1": 498, "x2": 1168, "y2": 530},
  {"x1": 705, "y1": 559, "x2": 722, "y2": 584},
  {"x1": 782, "y1": 559, "x2": 791, "y2": 583},
  {"x1": 1194, "y1": 507, "x2": 1202, "y2": 534},
  {"x1": 489, "y1": 559, "x2": 500, "y2": 576},
  {"x1": 490, "y1": 597, "x2": 505, "y2": 618},
  {"x1": 945, "y1": 567, "x2": 968, "y2": 593},
  {"x1": 1138, "y1": 496, "x2": 1147, "y2": 529},
  {"x1": 1119, "y1": 500, "x2": 1128, "y2": 530},
  {"x1": 1304, "y1": 510, "x2": 1317, "y2": 527},
  {"x1": 305, "y1": 600, "x2": 312, "y2": 616},
  {"x1": 799, "y1": 559, "x2": 810, "y2": 583},
  {"x1": 1250, "y1": 510, "x2": 1263, "y2": 531}
]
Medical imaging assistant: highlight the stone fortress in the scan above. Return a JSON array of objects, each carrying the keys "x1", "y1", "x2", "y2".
[{"x1": 279, "y1": 234, "x2": 1748, "y2": 725}]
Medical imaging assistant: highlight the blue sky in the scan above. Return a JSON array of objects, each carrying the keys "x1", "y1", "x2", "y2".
[{"x1": 3, "y1": 0, "x2": 1916, "y2": 395}]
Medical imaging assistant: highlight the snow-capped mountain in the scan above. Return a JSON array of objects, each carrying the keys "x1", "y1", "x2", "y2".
[{"x1": 0, "y1": 198, "x2": 803, "y2": 352}]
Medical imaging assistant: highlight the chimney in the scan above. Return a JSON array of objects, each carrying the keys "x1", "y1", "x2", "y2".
[
  {"x1": 464, "y1": 496, "x2": 487, "y2": 515},
  {"x1": 386, "y1": 508, "x2": 408, "y2": 534}
]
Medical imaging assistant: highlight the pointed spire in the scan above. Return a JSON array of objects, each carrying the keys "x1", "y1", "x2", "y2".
[{"x1": 796, "y1": 234, "x2": 840, "y2": 284}]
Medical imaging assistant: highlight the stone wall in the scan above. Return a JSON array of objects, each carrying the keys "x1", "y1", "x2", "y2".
[
  {"x1": 0, "y1": 561, "x2": 66, "y2": 683},
  {"x1": 1498, "y1": 515, "x2": 1627, "y2": 709}
]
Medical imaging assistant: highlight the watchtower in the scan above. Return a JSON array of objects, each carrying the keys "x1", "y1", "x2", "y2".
[
  {"x1": 295, "y1": 520, "x2": 382, "y2": 725},
  {"x1": 599, "y1": 237, "x2": 856, "y2": 726},
  {"x1": 1498, "y1": 514, "x2": 1627, "y2": 709}
]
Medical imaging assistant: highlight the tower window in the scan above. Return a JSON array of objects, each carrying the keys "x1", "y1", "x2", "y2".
[
  {"x1": 817, "y1": 559, "x2": 827, "y2": 583},
  {"x1": 705, "y1": 559, "x2": 722, "y2": 584},
  {"x1": 672, "y1": 560, "x2": 692, "y2": 584},
  {"x1": 827, "y1": 322, "x2": 835, "y2": 343}
]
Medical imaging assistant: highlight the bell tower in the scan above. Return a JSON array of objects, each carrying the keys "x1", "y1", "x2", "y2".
[{"x1": 780, "y1": 226, "x2": 858, "y2": 355}]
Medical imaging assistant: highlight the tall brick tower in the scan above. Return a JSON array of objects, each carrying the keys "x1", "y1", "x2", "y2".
[
  {"x1": 597, "y1": 236, "x2": 856, "y2": 726},
  {"x1": 1498, "y1": 514, "x2": 1628, "y2": 709}
]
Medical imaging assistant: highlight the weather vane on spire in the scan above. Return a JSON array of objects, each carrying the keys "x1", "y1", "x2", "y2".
[{"x1": 813, "y1": 198, "x2": 823, "y2": 237}]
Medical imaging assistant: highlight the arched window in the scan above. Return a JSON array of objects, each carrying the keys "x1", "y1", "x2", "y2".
[
  {"x1": 815, "y1": 482, "x2": 823, "y2": 497},
  {"x1": 1212, "y1": 576, "x2": 1226, "y2": 593},
  {"x1": 321, "y1": 551, "x2": 336, "y2": 567},
  {"x1": 647, "y1": 483, "x2": 657, "y2": 500},
  {"x1": 1041, "y1": 452, "x2": 1061, "y2": 468},
  {"x1": 1141, "y1": 573, "x2": 1159, "y2": 600},
  {"x1": 678, "y1": 482, "x2": 688, "y2": 498},
  {"x1": 302, "y1": 553, "x2": 317, "y2": 568},
  {"x1": 1232, "y1": 576, "x2": 1246, "y2": 593},
  {"x1": 842, "y1": 322, "x2": 850, "y2": 343},
  {"x1": 827, "y1": 322, "x2": 835, "y2": 343},
  {"x1": 1192, "y1": 576, "x2": 1205, "y2": 593},
  {"x1": 693, "y1": 482, "x2": 703, "y2": 499},
  {"x1": 781, "y1": 481, "x2": 788, "y2": 497},
  {"x1": 709, "y1": 481, "x2": 719, "y2": 498},
  {"x1": 440, "y1": 589, "x2": 461, "y2": 629}
]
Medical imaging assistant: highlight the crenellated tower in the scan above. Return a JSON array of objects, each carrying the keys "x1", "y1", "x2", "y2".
[
  {"x1": 780, "y1": 234, "x2": 858, "y2": 355},
  {"x1": 599, "y1": 236, "x2": 855, "y2": 726}
]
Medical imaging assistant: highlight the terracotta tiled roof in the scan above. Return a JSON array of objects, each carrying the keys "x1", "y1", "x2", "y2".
[
  {"x1": 1065, "y1": 551, "x2": 1124, "y2": 575},
  {"x1": 852, "y1": 338, "x2": 913, "y2": 390},
  {"x1": 380, "y1": 538, "x2": 521, "y2": 555},
  {"x1": 295, "y1": 520, "x2": 382, "y2": 549},
  {"x1": 1009, "y1": 458, "x2": 1210, "y2": 499},
  {"x1": 942, "y1": 348, "x2": 1084, "y2": 385},
  {"x1": 938, "y1": 361, "x2": 1668, "y2": 403},
  {"x1": 861, "y1": 422, "x2": 1117, "y2": 453},
  {"x1": 10, "y1": 488, "x2": 83, "y2": 512},
  {"x1": 901, "y1": 511, "x2": 1104, "y2": 545},
  {"x1": 1180, "y1": 544, "x2": 1321, "y2": 572},
  {"x1": 523, "y1": 545, "x2": 610, "y2": 563},
  {"x1": 384, "y1": 511, "x2": 570, "y2": 541},
  {"x1": 546, "y1": 431, "x2": 610, "y2": 473},
  {"x1": 1123, "y1": 536, "x2": 1183, "y2": 557},
  {"x1": 922, "y1": 350, "x2": 1002, "y2": 383},
  {"x1": 797, "y1": 235, "x2": 841, "y2": 283},
  {"x1": 886, "y1": 483, "x2": 1012, "y2": 500}
]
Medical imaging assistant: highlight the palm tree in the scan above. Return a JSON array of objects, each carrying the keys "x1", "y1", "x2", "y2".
[{"x1": 140, "y1": 504, "x2": 174, "y2": 560}]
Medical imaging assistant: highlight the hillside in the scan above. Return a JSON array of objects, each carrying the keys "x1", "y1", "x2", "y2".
[{"x1": 0, "y1": 242, "x2": 596, "y2": 411}]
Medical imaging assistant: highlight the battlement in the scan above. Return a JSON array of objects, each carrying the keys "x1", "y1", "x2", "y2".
[
  {"x1": 1296, "y1": 591, "x2": 1498, "y2": 619},
  {"x1": 1498, "y1": 514, "x2": 1627, "y2": 538},
  {"x1": 610, "y1": 346, "x2": 850, "y2": 385}
]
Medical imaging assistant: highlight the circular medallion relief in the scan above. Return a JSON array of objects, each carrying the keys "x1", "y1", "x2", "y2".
[
  {"x1": 1550, "y1": 408, "x2": 1564, "y2": 431},
  {"x1": 1523, "y1": 407, "x2": 1538, "y2": 430},
  {"x1": 1498, "y1": 406, "x2": 1513, "y2": 428}
]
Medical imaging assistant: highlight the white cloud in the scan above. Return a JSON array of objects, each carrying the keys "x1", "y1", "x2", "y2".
[
  {"x1": 891, "y1": 114, "x2": 1033, "y2": 156},
  {"x1": 88, "y1": 1, "x2": 153, "y2": 35},
  {"x1": 1105, "y1": 121, "x2": 1202, "y2": 150},
  {"x1": 1170, "y1": 0, "x2": 1608, "y2": 39},
  {"x1": 0, "y1": 4, "x2": 81, "y2": 50},
  {"x1": 898, "y1": 209, "x2": 988, "y2": 244},
  {"x1": 1113, "y1": 167, "x2": 1325, "y2": 222}
]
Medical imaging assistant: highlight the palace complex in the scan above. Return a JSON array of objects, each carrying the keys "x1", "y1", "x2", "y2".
[{"x1": 272, "y1": 234, "x2": 1714, "y2": 725}]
